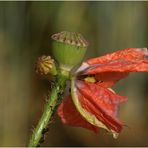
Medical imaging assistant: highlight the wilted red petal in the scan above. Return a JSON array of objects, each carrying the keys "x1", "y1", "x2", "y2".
[
  {"x1": 57, "y1": 96, "x2": 99, "y2": 133},
  {"x1": 95, "y1": 72, "x2": 129, "y2": 87},
  {"x1": 76, "y1": 80, "x2": 127, "y2": 132},
  {"x1": 76, "y1": 48, "x2": 148, "y2": 82},
  {"x1": 85, "y1": 59, "x2": 148, "y2": 74},
  {"x1": 87, "y1": 48, "x2": 148, "y2": 64}
]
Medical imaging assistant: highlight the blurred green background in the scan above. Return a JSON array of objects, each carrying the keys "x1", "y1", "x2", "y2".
[{"x1": 0, "y1": 1, "x2": 148, "y2": 146}]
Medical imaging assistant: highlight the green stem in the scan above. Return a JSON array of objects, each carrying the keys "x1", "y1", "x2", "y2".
[{"x1": 28, "y1": 70, "x2": 69, "y2": 147}]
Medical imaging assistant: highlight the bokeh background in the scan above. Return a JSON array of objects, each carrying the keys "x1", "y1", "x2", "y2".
[{"x1": 0, "y1": 1, "x2": 148, "y2": 146}]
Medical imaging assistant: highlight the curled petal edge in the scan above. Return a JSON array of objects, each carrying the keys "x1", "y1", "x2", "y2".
[{"x1": 57, "y1": 96, "x2": 99, "y2": 133}]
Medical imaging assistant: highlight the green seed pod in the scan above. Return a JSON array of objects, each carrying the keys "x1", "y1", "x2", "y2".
[{"x1": 51, "y1": 31, "x2": 88, "y2": 72}]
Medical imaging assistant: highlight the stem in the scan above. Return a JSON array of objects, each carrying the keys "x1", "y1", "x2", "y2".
[{"x1": 28, "y1": 70, "x2": 69, "y2": 147}]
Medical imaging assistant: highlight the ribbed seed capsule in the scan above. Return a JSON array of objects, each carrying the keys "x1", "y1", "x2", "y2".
[
  {"x1": 51, "y1": 31, "x2": 88, "y2": 71},
  {"x1": 35, "y1": 55, "x2": 57, "y2": 76}
]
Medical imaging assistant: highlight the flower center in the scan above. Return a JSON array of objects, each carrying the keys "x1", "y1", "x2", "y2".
[
  {"x1": 84, "y1": 76, "x2": 96, "y2": 83},
  {"x1": 78, "y1": 75, "x2": 103, "y2": 84}
]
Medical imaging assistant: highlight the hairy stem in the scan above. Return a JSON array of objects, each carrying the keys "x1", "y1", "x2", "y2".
[{"x1": 28, "y1": 70, "x2": 69, "y2": 147}]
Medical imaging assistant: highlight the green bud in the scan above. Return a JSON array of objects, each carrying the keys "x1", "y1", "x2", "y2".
[
  {"x1": 35, "y1": 55, "x2": 57, "y2": 76},
  {"x1": 51, "y1": 31, "x2": 88, "y2": 71}
]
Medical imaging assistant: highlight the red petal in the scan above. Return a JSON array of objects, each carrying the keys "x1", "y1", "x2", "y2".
[
  {"x1": 57, "y1": 96, "x2": 99, "y2": 133},
  {"x1": 84, "y1": 48, "x2": 148, "y2": 74},
  {"x1": 87, "y1": 48, "x2": 148, "y2": 64},
  {"x1": 76, "y1": 80, "x2": 127, "y2": 132},
  {"x1": 86, "y1": 59, "x2": 148, "y2": 74},
  {"x1": 95, "y1": 72, "x2": 128, "y2": 87}
]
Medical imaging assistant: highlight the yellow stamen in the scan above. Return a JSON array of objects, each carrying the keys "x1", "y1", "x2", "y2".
[{"x1": 84, "y1": 76, "x2": 96, "y2": 83}]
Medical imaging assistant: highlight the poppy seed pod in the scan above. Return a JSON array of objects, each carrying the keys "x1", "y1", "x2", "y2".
[
  {"x1": 35, "y1": 55, "x2": 57, "y2": 76},
  {"x1": 51, "y1": 31, "x2": 88, "y2": 72}
]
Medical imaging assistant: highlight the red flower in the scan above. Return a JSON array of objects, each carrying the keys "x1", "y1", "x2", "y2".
[{"x1": 57, "y1": 48, "x2": 148, "y2": 138}]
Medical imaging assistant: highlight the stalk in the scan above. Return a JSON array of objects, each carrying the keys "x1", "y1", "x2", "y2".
[
  {"x1": 28, "y1": 31, "x2": 88, "y2": 147},
  {"x1": 28, "y1": 70, "x2": 69, "y2": 147}
]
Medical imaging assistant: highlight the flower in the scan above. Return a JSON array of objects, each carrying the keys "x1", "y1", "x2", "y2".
[{"x1": 57, "y1": 48, "x2": 148, "y2": 138}]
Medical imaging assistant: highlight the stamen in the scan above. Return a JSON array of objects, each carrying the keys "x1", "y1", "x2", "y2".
[{"x1": 84, "y1": 76, "x2": 96, "y2": 83}]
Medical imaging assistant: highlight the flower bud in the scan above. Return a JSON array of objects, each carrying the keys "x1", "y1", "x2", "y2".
[
  {"x1": 51, "y1": 31, "x2": 88, "y2": 71},
  {"x1": 35, "y1": 55, "x2": 57, "y2": 76}
]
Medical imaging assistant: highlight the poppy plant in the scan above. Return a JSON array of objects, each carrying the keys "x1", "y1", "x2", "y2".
[
  {"x1": 57, "y1": 48, "x2": 148, "y2": 138},
  {"x1": 29, "y1": 31, "x2": 148, "y2": 147}
]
